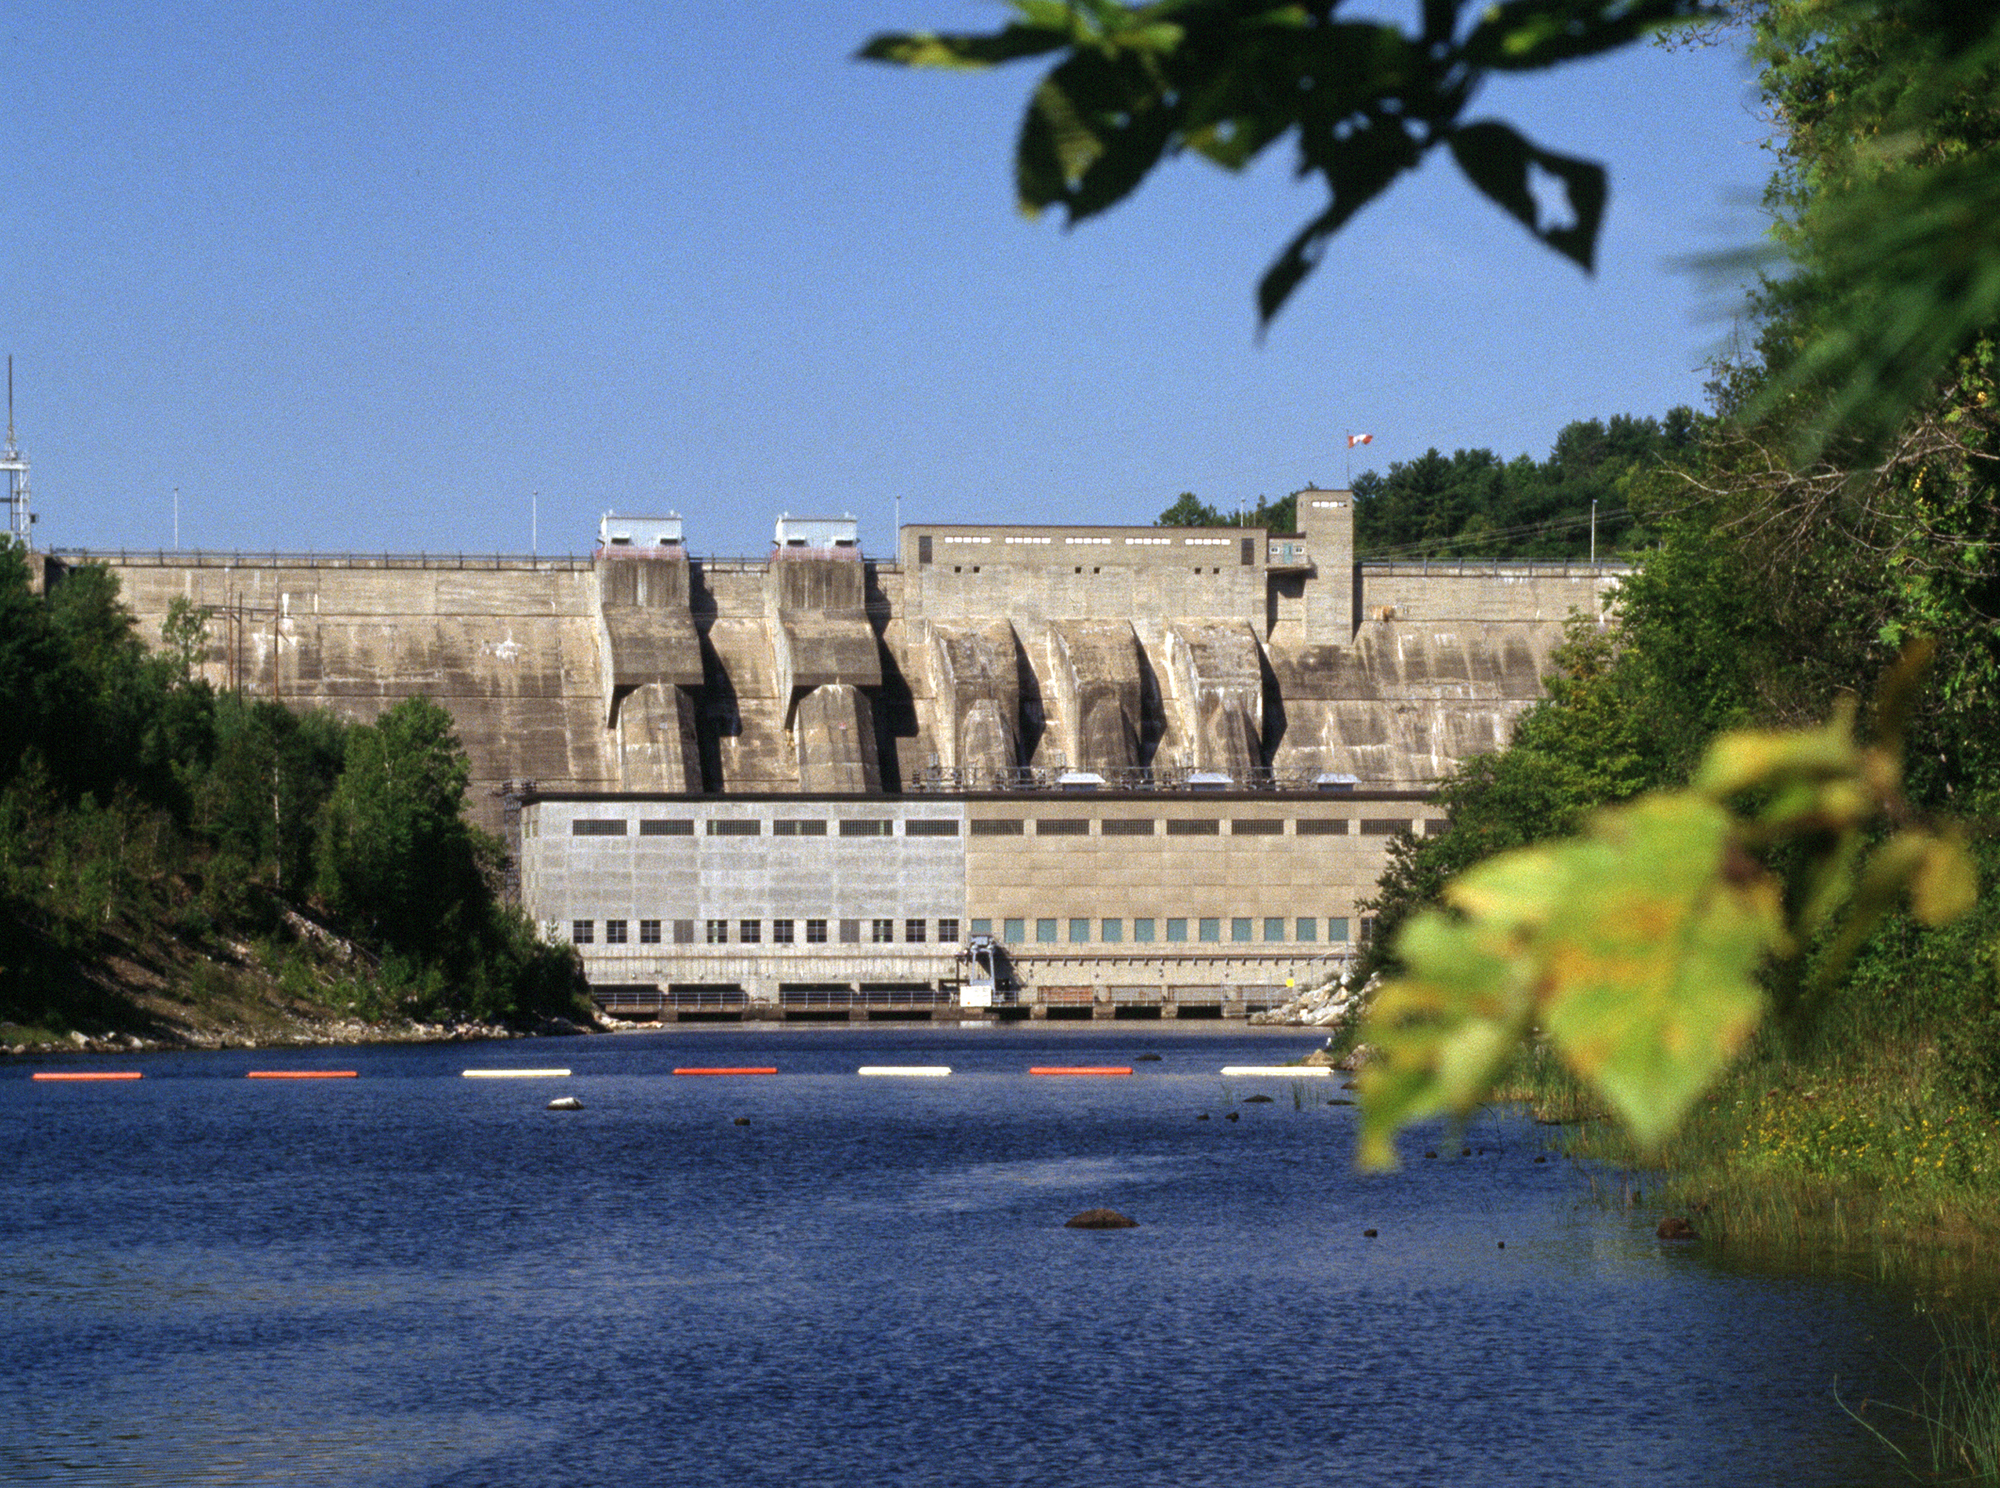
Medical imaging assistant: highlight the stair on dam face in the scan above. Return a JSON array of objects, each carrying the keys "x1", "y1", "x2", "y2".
[
  {"x1": 768, "y1": 551, "x2": 884, "y2": 793},
  {"x1": 926, "y1": 621, "x2": 1021, "y2": 782},
  {"x1": 1164, "y1": 620, "x2": 1265, "y2": 779},
  {"x1": 1048, "y1": 620, "x2": 1145, "y2": 776}
]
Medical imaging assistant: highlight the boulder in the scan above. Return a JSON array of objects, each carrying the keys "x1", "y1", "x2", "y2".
[{"x1": 1064, "y1": 1208, "x2": 1139, "y2": 1229}]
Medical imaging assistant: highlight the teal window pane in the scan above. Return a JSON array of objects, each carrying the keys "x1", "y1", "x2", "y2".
[
  {"x1": 1198, "y1": 917, "x2": 1221, "y2": 943},
  {"x1": 1327, "y1": 917, "x2": 1350, "y2": 943},
  {"x1": 1166, "y1": 918, "x2": 1188, "y2": 943},
  {"x1": 1231, "y1": 917, "x2": 1252, "y2": 943},
  {"x1": 1003, "y1": 918, "x2": 1025, "y2": 944},
  {"x1": 1037, "y1": 918, "x2": 1058, "y2": 943},
  {"x1": 1133, "y1": 918, "x2": 1156, "y2": 943},
  {"x1": 1069, "y1": 918, "x2": 1090, "y2": 943},
  {"x1": 1264, "y1": 917, "x2": 1286, "y2": 942},
  {"x1": 970, "y1": 918, "x2": 992, "y2": 937},
  {"x1": 1296, "y1": 917, "x2": 1318, "y2": 943},
  {"x1": 1101, "y1": 919, "x2": 1124, "y2": 944}
]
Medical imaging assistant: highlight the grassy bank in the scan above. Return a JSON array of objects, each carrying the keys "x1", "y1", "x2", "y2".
[
  {"x1": 1499, "y1": 1039, "x2": 2000, "y2": 1272},
  {"x1": 1494, "y1": 1039, "x2": 2000, "y2": 1479}
]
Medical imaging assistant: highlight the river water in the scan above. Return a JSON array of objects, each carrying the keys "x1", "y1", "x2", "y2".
[{"x1": 1, "y1": 1027, "x2": 1939, "y2": 1485}]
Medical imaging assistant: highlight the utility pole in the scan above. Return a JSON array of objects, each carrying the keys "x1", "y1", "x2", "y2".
[{"x1": 1591, "y1": 499, "x2": 1597, "y2": 564}]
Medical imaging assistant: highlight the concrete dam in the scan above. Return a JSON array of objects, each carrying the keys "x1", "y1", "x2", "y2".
[{"x1": 61, "y1": 493, "x2": 1625, "y2": 1020}]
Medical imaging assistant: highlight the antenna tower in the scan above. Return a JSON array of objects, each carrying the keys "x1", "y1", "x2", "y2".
[{"x1": 1, "y1": 358, "x2": 31, "y2": 547}]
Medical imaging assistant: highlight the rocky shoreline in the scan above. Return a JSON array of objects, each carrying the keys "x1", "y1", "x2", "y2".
[{"x1": 2, "y1": 1012, "x2": 603, "y2": 1059}]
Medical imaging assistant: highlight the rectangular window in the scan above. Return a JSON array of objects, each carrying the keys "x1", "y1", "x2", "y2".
[
  {"x1": 1100, "y1": 818, "x2": 1155, "y2": 836},
  {"x1": 905, "y1": 919, "x2": 927, "y2": 943},
  {"x1": 905, "y1": 819, "x2": 960, "y2": 837},
  {"x1": 1296, "y1": 818, "x2": 1348, "y2": 836},
  {"x1": 1003, "y1": 918, "x2": 1025, "y2": 944},
  {"x1": 968, "y1": 918, "x2": 991, "y2": 939},
  {"x1": 1296, "y1": 917, "x2": 1318, "y2": 943},
  {"x1": 738, "y1": 919, "x2": 761, "y2": 944},
  {"x1": 673, "y1": 919, "x2": 695, "y2": 945},
  {"x1": 1166, "y1": 918, "x2": 1187, "y2": 943},
  {"x1": 1036, "y1": 818, "x2": 1089, "y2": 836},
  {"x1": 871, "y1": 918, "x2": 895, "y2": 943},
  {"x1": 1133, "y1": 918, "x2": 1155, "y2": 943},
  {"x1": 772, "y1": 919, "x2": 795, "y2": 944},
  {"x1": 772, "y1": 819, "x2": 828, "y2": 837},
  {"x1": 1166, "y1": 819, "x2": 1220, "y2": 836},
  {"x1": 1069, "y1": 918, "x2": 1090, "y2": 943},
  {"x1": 840, "y1": 919, "x2": 861, "y2": 944},
  {"x1": 939, "y1": 918, "x2": 960, "y2": 942},
  {"x1": 969, "y1": 819, "x2": 1024, "y2": 836},
  {"x1": 1359, "y1": 916, "x2": 1376, "y2": 943},
  {"x1": 708, "y1": 819, "x2": 762, "y2": 837},
  {"x1": 1328, "y1": 917, "x2": 1351, "y2": 943},
  {"x1": 571, "y1": 819, "x2": 627, "y2": 837},
  {"x1": 1231, "y1": 819, "x2": 1283, "y2": 836},
  {"x1": 1199, "y1": 918, "x2": 1222, "y2": 943},
  {"x1": 1424, "y1": 818, "x2": 1451, "y2": 836},
  {"x1": 1360, "y1": 819, "x2": 1412, "y2": 836},
  {"x1": 1264, "y1": 917, "x2": 1287, "y2": 943},
  {"x1": 639, "y1": 919, "x2": 662, "y2": 944},
  {"x1": 1231, "y1": 917, "x2": 1253, "y2": 943},
  {"x1": 605, "y1": 919, "x2": 628, "y2": 944},
  {"x1": 571, "y1": 920, "x2": 594, "y2": 944},
  {"x1": 1101, "y1": 918, "x2": 1123, "y2": 944},
  {"x1": 639, "y1": 819, "x2": 694, "y2": 837},
  {"x1": 1036, "y1": 918, "x2": 1058, "y2": 944},
  {"x1": 705, "y1": 918, "x2": 729, "y2": 944},
  {"x1": 805, "y1": 919, "x2": 828, "y2": 944},
  {"x1": 840, "y1": 819, "x2": 892, "y2": 838}
]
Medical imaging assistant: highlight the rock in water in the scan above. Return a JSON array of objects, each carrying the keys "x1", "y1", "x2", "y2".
[
  {"x1": 1065, "y1": 1208, "x2": 1139, "y2": 1230},
  {"x1": 547, "y1": 1096, "x2": 583, "y2": 1111},
  {"x1": 1242, "y1": 1094, "x2": 1274, "y2": 1104},
  {"x1": 1656, "y1": 1216, "x2": 1700, "y2": 1241}
]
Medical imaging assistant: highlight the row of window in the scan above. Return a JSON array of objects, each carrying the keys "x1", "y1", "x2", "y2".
[
  {"x1": 571, "y1": 816, "x2": 1432, "y2": 840},
  {"x1": 572, "y1": 818, "x2": 961, "y2": 839},
  {"x1": 973, "y1": 916, "x2": 1354, "y2": 945},
  {"x1": 567, "y1": 915, "x2": 1355, "y2": 947},
  {"x1": 572, "y1": 917, "x2": 962, "y2": 946}
]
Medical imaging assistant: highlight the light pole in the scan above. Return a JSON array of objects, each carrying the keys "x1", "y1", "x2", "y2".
[{"x1": 1590, "y1": 499, "x2": 1597, "y2": 564}]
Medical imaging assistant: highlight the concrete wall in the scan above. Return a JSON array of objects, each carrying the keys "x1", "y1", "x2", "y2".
[{"x1": 68, "y1": 496, "x2": 1627, "y2": 833}]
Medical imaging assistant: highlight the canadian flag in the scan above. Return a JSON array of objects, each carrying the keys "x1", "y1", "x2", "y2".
[{"x1": 1347, "y1": 433, "x2": 1373, "y2": 447}]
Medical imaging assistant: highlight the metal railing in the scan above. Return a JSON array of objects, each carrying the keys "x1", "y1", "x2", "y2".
[
  {"x1": 910, "y1": 762, "x2": 1377, "y2": 793},
  {"x1": 50, "y1": 548, "x2": 907, "y2": 577}
]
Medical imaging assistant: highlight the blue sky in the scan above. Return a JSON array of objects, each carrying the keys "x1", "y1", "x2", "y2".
[{"x1": 5, "y1": 1, "x2": 1771, "y2": 558}]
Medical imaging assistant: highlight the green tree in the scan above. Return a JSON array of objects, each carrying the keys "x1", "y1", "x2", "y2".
[{"x1": 315, "y1": 697, "x2": 487, "y2": 960}]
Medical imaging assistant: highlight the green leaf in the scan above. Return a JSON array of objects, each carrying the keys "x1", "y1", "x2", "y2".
[
  {"x1": 1912, "y1": 829, "x2": 1979, "y2": 926},
  {"x1": 857, "y1": 25, "x2": 1072, "y2": 70},
  {"x1": 1446, "y1": 120, "x2": 1606, "y2": 273},
  {"x1": 1356, "y1": 909, "x2": 1540, "y2": 1167},
  {"x1": 1533, "y1": 795, "x2": 1782, "y2": 1148}
]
